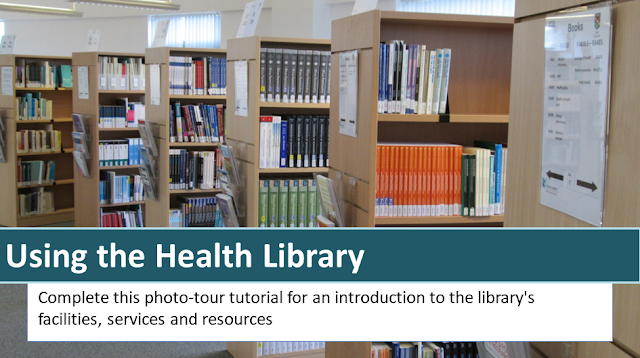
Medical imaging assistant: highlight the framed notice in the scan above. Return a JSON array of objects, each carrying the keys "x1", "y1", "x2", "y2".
[
  {"x1": 339, "y1": 50, "x2": 358, "y2": 138},
  {"x1": 540, "y1": 4, "x2": 612, "y2": 226}
]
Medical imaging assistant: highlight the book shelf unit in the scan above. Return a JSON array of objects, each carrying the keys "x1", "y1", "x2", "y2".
[
  {"x1": 329, "y1": 11, "x2": 514, "y2": 227},
  {"x1": 227, "y1": 342, "x2": 324, "y2": 358},
  {"x1": 144, "y1": 47, "x2": 227, "y2": 227},
  {"x1": 0, "y1": 55, "x2": 75, "y2": 227},
  {"x1": 72, "y1": 52, "x2": 146, "y2": 227},
  {"x1": 226, "y1": 36, "x2": 331, "y2": 227}
]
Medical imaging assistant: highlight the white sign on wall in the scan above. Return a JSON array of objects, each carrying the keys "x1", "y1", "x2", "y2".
[
  {"x1": 237, "y1": 0, "x2": 264, "y2": 38},
  {"x1": 352, "y1": 0, "x2": 379, "y2": 15},
  {"x1": 86, "y1": 30, "x2": 100, "y2": 52},
  {"x1": 152, "y1": 19, "x2": 170, "y2": 48},
  {"x1": 0, "y1": 35, "x2": 17, "y2": 54},
  {"x1": 540, "y1": 5, "x2": 612, "y2": 226}
]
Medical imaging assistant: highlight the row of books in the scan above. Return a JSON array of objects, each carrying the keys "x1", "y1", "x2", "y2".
[
  {"x1": 99, "y1": 172, "x2": 145, "y2": 205},
  {"x1": 98, "y1": 56, "x2": 145, "y2": 91},
  {"x1": 374, "y1": 141, "x2": 507, "y2": 218},
  {"x1": 378, "y1": 41, "x2": 451, "y2": 115},
  {"x1": 372, "y1": 342, "x2": 479, "y2": 358},
  {"x1": 259, "y1": 178, "x2": 321, "y2": 228},
  {"x1": 98, "y1": 101, "x2": 145, "y2": 128},
  {"x1": 259, "y1": 115, "x2": 330, "y2": 169},
  {"x1": 17, "y1": 159, "x2": 55, "y2": 186},
  {"x1": 15, "y1": 61, "x2": 72, "y2": 88},
  {"x1": 19, "y1": 188, "x2": 54, "y2": 217},
  {"x1": 169, "y1": 56, "x2": 227, "y2": 96},
  {"x1": 100, "y1": 206, "x2": 144, "y2": 227},
  {"x1": 170, "y1": 196, "x2": 223, "y2": 227},
  {"x1": 98, "y1": 139, "x2": 143, "y2": 167},
  {"x1": 169, "y1": 149, "x2": 221, "y2": 190},
  {"x1": 16, "y1": 93, "x2": 53, "y2": 121},
  {"x1": 169, "y1": 103, "x2": 225, "y2": 143},
  {"x1": 16, "y1": 128, "x2": 62, "y2": 154},
  {"x1": 260, "y1": 48, "x2": 331, "y2": 104},
  {"x1": 257, "y1": 342, "x2": 325, "y2": 356}
]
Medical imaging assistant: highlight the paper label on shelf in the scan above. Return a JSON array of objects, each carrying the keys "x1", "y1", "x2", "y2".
[
  {"x1": 120, "y1": 78, "x2": 126, "y2": 89},
  {"x1": 78, "y1": 66, "x2": 90, "y2": 100},
  {"x1": 0, "y1": 35, "x2": 16, "y2": 54},
  {"x1": 234, "y1": 60, "x2": 249, "y2": 117},
  {"x1": 150, "y1": 64, "x2": 161, "y2": 106},
  {"x1": 110, "y1": 77, "x2": 116, "y2": 88},
  {"x1": 540, "y1": 5, "x2": 612, "y2": 227},
  {"x1": 1, "y1": 66, "x2": 13, "y2": 96},
  {"x1": 100, "y1": 76, "x2": 106, "y2": 88},
  {"x1": 152, "y1": 19, "x2": 170, "y2": 48},
  {"x1": 133, "y1": 77, "x2": 139, "y2": 89},
  {"x1": 339, "y1": 50, "x2": 358, "y2": 138},
  {"x1": 236, "y1": 0, "x2": 264, "y2": 38},
  {"x1": 352, "y1": 0, "x2": 379, "y2": 15},
  {"x1": 85, "y1": 29, "x2": 100, "y2": 52},
  {"x1": 486, "y1": 342, "x2": 509, "y2": 358}
]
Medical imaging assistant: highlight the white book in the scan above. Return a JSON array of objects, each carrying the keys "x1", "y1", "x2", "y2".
[
  {"x1": 425, "y1": 50, "x2": 437, "y2": 115},
  {"x1": 270, "y1": 342, "x2": 276, "y2": 355},
  {"x1": 489, "y1": 154, "x2": 496, "y2": 216},
  {"x1": 387, "y1": 42, "x2": 395, "y2": 114},
  {"x1": 400, "y1": 44, "x2": 408, "y2": 114},
  {"x1": 287, "y1": 342, "x2": 293, "y2": 352},
  {"x1": 439, "y1": 48, "x2": 452, "y2": 113},
  {"x1": 304, "y1": 342, "x2": 310, "y2": 351},
  {"x1": 259, "y1": 119, "x2": 267, "y2": 168},
  {"x1": 432, "y1": 49, "x2": 444, "y2": 114},
  {"x1": 417, "y1": 45, "x2": 427, "y2": 114},
  {"x1": 485, "y1": 149, "x2": 491, "y2": 216}
]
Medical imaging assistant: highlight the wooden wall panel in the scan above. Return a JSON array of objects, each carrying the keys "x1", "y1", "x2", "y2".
[{"x1": 613, "y1": 284, "x2": 640, "y2": 356}]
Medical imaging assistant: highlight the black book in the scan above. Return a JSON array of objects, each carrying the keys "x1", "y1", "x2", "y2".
[
  {"x1": 319, "y1": 51, "x2": 330, "y2": 104},
  {"x1": 296, "y1": 115, "x2": 304, "y2": 168},
  {"x1": 311, "y1": 50, "x2": 321, "y2": 103},
  {"x1": 274, "y1": 49, "x2": 283, "y2": 102},
  {"x1": 311, "y1": 116, "x2": 318, "y2": 167},
  {"x1": 287, "y1": 115, "x2": 296, "y2": 168},
  {"x1": 282, "y1": 49, "x2": 291, "y2": 103},
  {"x1": 259, "y1": 48, "x2": 267, "y2": 102},
  {"x1": 325, "y1": 53, "x2": 332, "y2": 103},
  {"x1": 324, "y1": 116, "x2": 330, "y2": 167},
  {"x1": 303, "y1": 50, "x2": 313, "y2": 103},
  {"x1": 266, "y1": 48, "x2": 276, "y2": 102},
  {"x1": 453, "y1": 342, "x2": 460, "y2": 358},
  {"x1": 318, "y1": 116, "x2": 326, "y2": 167},
  {"x1": 444, "y1": 343, "x2": 453, "y2": 358},
  {"x1": 296, "y1": 50, "x2": 305, "y2": 103},
  {"x1": 289, "y1": 50, "x2": 298, "y2": 103},
  {"x1": 303, "y1": 115, "x2": 311, "y2": 167},
  {"x1": 460, "y1": 343, "x2": 468, "y2": 358}
]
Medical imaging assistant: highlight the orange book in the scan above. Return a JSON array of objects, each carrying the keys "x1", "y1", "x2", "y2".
[
  {"x1": 455, "y1": 146, "x2": 462, "y2": 215},
  {"x1": 376, "y1": 146, "x2": 381, "y2": 217},
  {"x1": 400, "y1": 146, "x2": 406, "y2": 216},
  {"x1": 438, "y1": 146, "x2": 444, "y2": 216},
  {"x1": 383, "y1": 145, "x2": 390, "y2": 217},
  {"x1": 427, "y1": 146, "x2": 433, "y2": 216},
  {"x1": 409, "y1": 146, "x2": 416, "y2": 216},
  {"x1": 447, "y1": 146, "x2": 453, "y2": 216},
  {"x1": 416, "y1": 146, "x2": 423, "y2": 216},
  {"x1": 422, "y1": 146, "x2": 429, "y2": 216},
  {"x1": 390, "y1": 146, "x2": 397, "y2": 216}
]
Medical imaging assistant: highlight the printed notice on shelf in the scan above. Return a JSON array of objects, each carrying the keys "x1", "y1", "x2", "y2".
[
  {"x1": 78, "y1": 66, "x2": 89, "y2": 100},
  {"x1": 85, "y1": 29, "x2": 100, "y2": 52},
  {"x1": 540, "y1": 5, "x2": 612, "y2": 226},
  {"x1": 352, "y1": 0, "x2": 379, "y2": 15},
  {"x1": 237, "y1": 0, "x2": 264, "y2": 38},
  {"x1": 152, "y1": 19, "x2": 170, "y2": 48},
  {"x1": 0, "y1": 35, "x2": 16, "y2": 54},
  {"x1": 150, "y1": 64, "x2": 161, "y2": 106},
  {"x1": 234, "y1": 61, "x2": 249, "y2": 117},
  {"x1": 339, "y1": 51, "x2": 358, "y2": 137},
  {"x1": 1, "y1": 66, "x2": 13, "y2": 96}
]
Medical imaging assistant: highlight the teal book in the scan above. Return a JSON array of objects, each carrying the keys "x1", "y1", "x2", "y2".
[{"x1": 61, "y1": 65, "x2": 72, "y2": 88}]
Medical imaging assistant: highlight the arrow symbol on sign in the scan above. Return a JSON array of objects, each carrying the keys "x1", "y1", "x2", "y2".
[
  {"x1": 577, "y1": 180, "x2": 598, "y2": 192},
  {"x1": 546, "y1": 170, "x2": 564, "y2": 181}
]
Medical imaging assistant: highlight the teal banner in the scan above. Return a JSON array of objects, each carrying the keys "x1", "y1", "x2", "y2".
[{"x1": 0, "y1": 229, "x2": 637, "y2": 282}]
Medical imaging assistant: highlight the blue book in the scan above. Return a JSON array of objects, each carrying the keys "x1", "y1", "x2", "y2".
[
  {"x1": 280, "y1": 121, "x2": 288, "y2": 168},
  {"x1": 378, "y1": 43, "x2": 383, "y2": 113},
  {"x1": 474, "y1": 140, "x2": 503, "y2": 214}
]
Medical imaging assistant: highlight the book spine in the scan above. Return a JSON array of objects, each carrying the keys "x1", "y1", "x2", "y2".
[
  {"x1": 275, "y1": 49, "x2": 283, "y2": 103},
  {"x1": 287, "y1": 116, "x2": 296, "y2": 168},
  {"x1": 311, "y1": 51, "x2": 320, "y2": 104},
  {"x1": 303, "y1": 116, "x2": 311, "y2": 168},
  {"x1": 432, "y1": 49, "x2": 445, "y2": 114},
  {"x1": 288, "y1": 180, "x2": 298, "y2": 227},
  {"x1": 439, "y1": 48, "x2": 452, "y2": 114},
  {"x1": 378, "y1": 43, "x2": 384, "y2": 114},
  {"x1": 308, "y1": 179, "x2": 317, "y2": 227},
  {"x1": 311, "y1": 116, "x2": 318, "y2": 167},
  {"x1": 387, "y1": 43, "x2": 395, "y2": 114},
  {"x1": 304, "y1": 50, "x2": 313, "y2": 103},
  {"x1": 289, "y1": 51, "x2": 298, "y2": 103},
  {"x1": 319, "y1": 51, "x2": 329, "y2": 104},
  {"x1": 296, "y1": 50, "x2": 305, "y2": 103},
  {"x1": 489, "y1": 154, "x2": 495, "y2": 216},
  {"x1": 426, "y1": 51, "x2": 437, "y2": 115},
  {"x1": 418, "y1": 45, "x2": 427, "y2": 114},
  {"x1": 280, "y1": 120, "x2": 288, "y2": 168},
  {"x1": 318, "y1": 116, "x2": 326, "y2": 168},
  {"x1": 297, "y1": 179, "x2": 308, "y2": 227},
  {"x1": 296, "y1": 116, "x2": 304, "y2": 167},
  {"x1": 278, "y1": 180, "x2": 288, "y2": 227},
  {"x1": 266, "y1": 49, "x2": 275, "y2": 102},
  {"x1": 282, "y1": 49, "x2": 290, "y2": 103},
  {"x1": 259, "y1": 49, "x2": 267, "y2": 102}
]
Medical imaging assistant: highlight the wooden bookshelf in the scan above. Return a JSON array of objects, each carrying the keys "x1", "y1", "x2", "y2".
[
  {"x1": 144, "y1": 47, "x2": 227, "y2": 227},
  {"x1": 329, "y1": 11, "x2": 513, "y2": 227},
  {"x1": 226, "y1": 36, "x2": 332, "y2": 227},
  {"x1": 0, "y1": 54, "x2": 75, "y2": 227},
  {"x1": 227, "y1": 342, "x2": 324, "y2": 358},
  {"x1": 72, "y1": 52, "x2": 146, "y2": 227}
]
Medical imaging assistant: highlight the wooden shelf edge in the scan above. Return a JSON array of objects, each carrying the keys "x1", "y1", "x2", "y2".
[
  {"x1": 99, "y1": 165, "x2": 140, "y2": 170},
  {"x1": 377, "y1": 114, "x2": 509, "y2": 123},
  {"x1": 17, "y1": 208, "x2": 75, "y2": 227},
  {"x1": 378, "y1": 114, "x2": 440, "y2": 123},
  {"x1": 15, "y1": 87, "x2": 72, "y2": 91},
  {"x1": 261, "y1": 349, "x2": 325, "y2": 358},
  {"x1": 17, "y1": 149, "x2": 72, "y2": 157},
  {"x1": 449, "y1": 114, "x2": 509, "y2": 123},
  {"x1": 259, "y1": 168, "x2": 329, "y2": 174},
  {"x1": 18, "y1": 179, "x2": 74, "y2": 189},
  {"x1": 169, "y1": 142, "x2": 220, "y2": 147},
  {"x1": 100, "y1": 201, "x2": 145, "y2": 208},
  {"x1": 98, "y1": 90, "x2": 145, "y2": 94},
  {"x1": 259, "y1": 102, "x2": 330, "y2": 109},
  {"x1": 170, "y1": 189, "x2": 222, "y2": 194},
  {"x1": 375, "y1": 215, "x2": 505, "y2": 226},
  {"x1": 170, "y1": 95, "x2": 226, "y2": 100},
  {"x1": 16, "y1": 118, "x2": 73, "y2": 123},
  {"x1": 99, "y1": 127, "x2": 140, "y2": 132}
]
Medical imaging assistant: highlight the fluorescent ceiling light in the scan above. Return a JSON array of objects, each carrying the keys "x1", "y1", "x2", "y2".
[
  {"x1": 0, "y1": 2, "x2": 83, "y2": 17},
  {"x1": 68, "y1": 0, "x2": 180, "y2": 11}
]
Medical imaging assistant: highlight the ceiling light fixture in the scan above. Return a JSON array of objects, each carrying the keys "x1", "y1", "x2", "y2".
[
  {"x1": 0, "y1": 2, "x2": 83, "y2": 17},
  {"x1": 68, "y1": 0, "x2": 180, "y2": 11}
]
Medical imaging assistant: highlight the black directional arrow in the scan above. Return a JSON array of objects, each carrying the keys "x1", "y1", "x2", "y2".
[
  {"x1": 546, "y1": 170, "x2": 564, "y2": 181},
  {"x1": 577, "y1": 180, "x2": 598, "y2": 192}
]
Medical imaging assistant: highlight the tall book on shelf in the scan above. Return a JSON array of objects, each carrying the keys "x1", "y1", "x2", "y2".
[
  {"x1": 72, "y1": 52, "x2": 146, "y2": 227},
  {"x1": 226, "y1": 36, "x2": 331, "y2": 228},
  {"x1": 144, "y1": 47, "x2": 227, "y2": 227},
  {"x1": 329, "y1": 10, "x2": 513, "y2": 227},
  {"x1": 0, "y1": 54, "x2": 75, "y2": 227}
]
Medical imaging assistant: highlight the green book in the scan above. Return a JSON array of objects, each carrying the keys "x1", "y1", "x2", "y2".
[
  {"x1": 268, "y1": 179, "x2": 279, "y2": 227},
  {"x1": 61, "y1": 65, "x2": 72, "y2": 88},
  {"x1": 316, "y1": 187, "x2": 322, "y2": 226},
  {"x1": 258, "y1": 180, "x2": 269, "y2": 227},
  {"x1": 307, "y1": 179, "x2": 317, "y2": 227},
  {"x1": 297, "y1": 179, "x2": 308, "y2": 227},
  {"x1": 278, "y1": 179, "x2": 289, "y2": 227},
  {"x1": 288, "y1": 179, "x2": 298, "y2": 227}
]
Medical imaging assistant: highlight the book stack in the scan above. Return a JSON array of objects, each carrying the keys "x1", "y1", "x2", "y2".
[
  {"x1": 99, "y1": 172, "x2": 145, "y2": 205},
  {"x1": 98, "y1": 139, "x2": 142, "y2": 167},
  {"x1": 377, "y1": 41, "x2": 451, "y2": 115},
  {"x1": 258, "y1": 178, "x2": 321, "y2": 228},
  {"x1": 100, "y1": 206, "x2": 144, "y2": 227},
  {"x1": 15, "y1": 61, "x2": 72, "y2": 88},
  {"x1": 257, "y1": 342, "x2": 325, "y2": 356},
  {"x1": 98, "y1": 56, "x2": 145, "y2": 91},
  {"x1": 17, "y1": 159, "x2": 55, "y2": 186},
  {"x1": 169, "y1": 56, "x2": 226, "y2": 96},
  {"x1": 259, "y1": 115, "x2": 330, "y2": 169},
  {"x1": 16, "y1": 93, "x2": 53, "y2": 121},
  {"x1": 259, "y1": 48, "x2": 331, "y2": 104},
  {"x1": 371, "y1": 342, "x2": 479, "y2": 358},
  {"x1": 19, "y1": 187, "x2": 54, "y2": 217},
  {"x1": 375, "y1": 141, "x2": 507, "y2": 218},
  {"x1": 169, "y1": 103, "x2": 225, "y2": 143},
  {"x1": 170, "y1": 196, "x2": 223, "y2": 227},
  {"x1": 99, "y1": 100, "x2": 145, "y2": 128},
  {"x1": 16, "y1": 127, "x2": 62, "y2": 154},
  {"x1": 169, "y1": 150, "x2": 221, "y2": 190}
]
